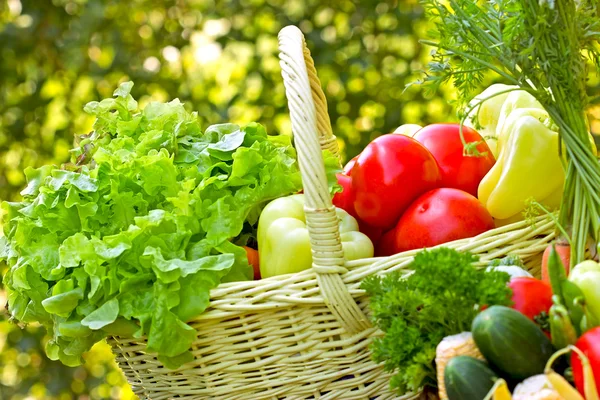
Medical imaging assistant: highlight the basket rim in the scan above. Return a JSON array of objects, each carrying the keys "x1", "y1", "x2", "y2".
[{"x1": 194, "y1": 214, "x2": 555, "y2": 317}]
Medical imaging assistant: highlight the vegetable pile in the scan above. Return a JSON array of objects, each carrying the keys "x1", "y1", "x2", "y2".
[
  {"x1": 0, "y1": 82, "x2": 337, "y2": 368},
  {"x1": 421, "y1": 0, "x2": 600, "y2": 266},
  {"x1": 330, "y1": 69, "x2": 595, "y2": 254},
  {"x1": 333, "y1": 123, "x2": 499, "y2": 256},
  {"x1": 362, "y1": 248, "x2": 513, "y2": 392},
  {"x1": 363, "y1": 0, "x2": 600, "y2": 396},
  {"x1": 1, "y1": 0, "x2": 598, "y2": 393},
  {"x1": 331, "y1": 80, "x2": 588, "y2": 255},
  {"x1": 365, "y1": 246, "x2": 600, "y2": 399}
]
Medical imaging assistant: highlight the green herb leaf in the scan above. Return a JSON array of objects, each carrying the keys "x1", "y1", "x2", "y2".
[{"x1": 362, "y1": 247, "x2": 512, "y2": 393}]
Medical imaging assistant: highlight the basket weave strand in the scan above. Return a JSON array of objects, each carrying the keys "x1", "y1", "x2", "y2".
[
  {"x1": 109, "y1": 25, "x2": 556, "y2": 400},
  {"x1": 302, "y1": 46, "x2": 338, "y2": 155}
]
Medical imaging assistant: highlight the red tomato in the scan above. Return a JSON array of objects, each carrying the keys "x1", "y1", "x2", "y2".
[
  {"x1": 375, "y1": 228, "x2": 399, "y2": 257},
  {"x1": 243, "y1": 246, "x2": 260, "y2": 280},
  {"x1": 541, "y1": 242, "x2": 571, "y2": 283},
  {"x1": 571, "y1": 327, "x2": 600, "y2": 397},
  {"x1": 343, "y1": 156, "x2": 358, "y2": 175},
  {"x1": 508, "y1": 277, "x2": 553, "y2": 329},
  {"x1": 351, "y1": 134, "x2": 441, "y2": 229},
  {"x1": 358, "y1": 219, "x2": 384, "y2": 245},
  {"x1": 413, "y1": 124, "x2": 495, "y2": 197},
  {"x1": 332, "y1": 173, "x2": 357, "y2": 218},
  {"x1": 391, "y1": 188, "x2": 495, "y2": 252}
]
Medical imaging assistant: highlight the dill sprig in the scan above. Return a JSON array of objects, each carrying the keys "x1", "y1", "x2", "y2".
[{"x1": 419, "y1": 0, "x2": 600, "y2": 266}]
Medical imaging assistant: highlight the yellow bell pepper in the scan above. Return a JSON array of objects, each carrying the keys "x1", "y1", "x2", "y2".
[
  {"x1": 469, "y1": 86, "x2": 597, "y2": 223},
  {"x1": 483, "y1": 378, "x2": 512, "y2": 400},
  {"x1": 495, "y1": 91, "x2": 596, "y2": 156},
  {"x1": 478, "y1": 108, "x2": 565, "y2": 220},
  {"x1": 493, "y1": 186, "x2": 563, "y2": 227},
  {"x1": 465, "y1": 83, "x2": 518, "y2": 158},
  {"x1": 257, "y1": 194, "x2": 374, "y2": 278},
  {"x1": 495, "y1": 91, "x2": 544, "y2": 139}
]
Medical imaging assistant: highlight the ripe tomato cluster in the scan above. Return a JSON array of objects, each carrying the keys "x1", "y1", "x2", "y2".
[{"x1": 333, "y1": 123, "x2": 497, "y2": 256}]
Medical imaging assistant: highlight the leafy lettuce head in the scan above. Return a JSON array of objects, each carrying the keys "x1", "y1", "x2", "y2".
[{"x1": 0, "y1": 82, "x2": 310, "y2": 368}]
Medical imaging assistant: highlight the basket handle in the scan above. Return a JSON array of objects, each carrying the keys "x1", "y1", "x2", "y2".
[{"x1": 278, "y1": 25, "x2": 371, "y2": 333}]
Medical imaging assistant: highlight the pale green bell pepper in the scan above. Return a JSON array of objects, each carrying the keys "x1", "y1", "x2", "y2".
[
  {"x1": 393, "y1": 124, "x2": 422, "y2": 136},
  {"x1": 257, "y1": 194, "x2": 374, "y2": 278},
  {"x1": 465, "y1": 83, "x2": 518, "y2": 157},
  {"x1": 569, "y1": 260, "x2": 600, "y2": 327},
  {"x1": 495, "y1": 91, "x2": 544, "y2": 140},
  {"x1": 478, "y1": 107, "x2": 565, "y2": 220}
]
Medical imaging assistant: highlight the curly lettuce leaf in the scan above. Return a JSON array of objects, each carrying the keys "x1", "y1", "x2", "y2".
[{"x1": 1, "y1": 81, "x2": 316, "y2": 368}]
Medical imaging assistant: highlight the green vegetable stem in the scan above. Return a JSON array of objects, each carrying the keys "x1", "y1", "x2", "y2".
[{"x1": 549, "y1": 303, "x2": 578, "y2": 349}]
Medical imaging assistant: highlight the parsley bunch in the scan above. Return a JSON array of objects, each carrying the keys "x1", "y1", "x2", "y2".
[{"x1": 362, "y1": 248, "x2": 512, "y2": 393}]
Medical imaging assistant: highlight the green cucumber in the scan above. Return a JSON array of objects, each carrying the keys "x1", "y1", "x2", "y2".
[
  {"x1": 472, "y1": 305, "x2": 554, "y2": 380},
  {"x1": 444, "y1": 356, "x2": 498, "y2": 400}
]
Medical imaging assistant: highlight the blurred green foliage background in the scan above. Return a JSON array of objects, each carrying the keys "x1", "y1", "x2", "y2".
[
  {"x1": 0, "y1": 0, "x2": 599, "y2": 399},
  {"x1": 0, "y1": 0, "x2": 460, "y2": 204}
]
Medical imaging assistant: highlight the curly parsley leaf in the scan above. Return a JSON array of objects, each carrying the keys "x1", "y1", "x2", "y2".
[{"x1": 362, "y1": 247, "x2": 512, "y2": 393}]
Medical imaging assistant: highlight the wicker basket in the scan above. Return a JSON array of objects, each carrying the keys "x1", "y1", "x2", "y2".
[{"x1": 109, "y1": 25, "x2": 556, "y2": 400}]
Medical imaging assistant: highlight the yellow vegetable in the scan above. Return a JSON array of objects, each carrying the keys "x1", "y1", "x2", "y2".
[
  {"x1": 493, "y1": 185, "x2": 562, "y2": 226},
  {"x1": 483, "y1": 379, "x2": 512, "y2": 400},
  {"x1": 571, "y1": 346, "x2": 600, "y2": 400},
  {"x1": 478, "y1": 108, "x2": 565, "y2": 220},
  {"x1": 545, "y1": 345, "x2": 598, "y2": 400},
  {"x1": 495, "y1": 91, "x2": 544, "y2": 140},
  {"x1": 467, "y1": 84, "x2": 597, "y2": 162},
  {"x1": 546, "y1": 371, "x2": 584, "y2": 400},
  {"x1": 494, "y1": 107, "x2": 550, "y2": 158},
  {"x1": 465, "y1": 83, "x2": 518, "y2": 157}
]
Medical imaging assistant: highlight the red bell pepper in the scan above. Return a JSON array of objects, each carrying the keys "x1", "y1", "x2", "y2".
[{"x1": 572, "y1": 327, "x2": 600, "y2": 397}]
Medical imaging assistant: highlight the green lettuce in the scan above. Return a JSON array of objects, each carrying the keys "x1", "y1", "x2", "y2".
[{"x1": 0, "y1": 82, "x2": 323, "y2": 368}]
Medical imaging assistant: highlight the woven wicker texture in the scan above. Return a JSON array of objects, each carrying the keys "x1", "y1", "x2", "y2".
[{"x1": 110, "y1": 25, "x2": 556, "y2": 400}]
